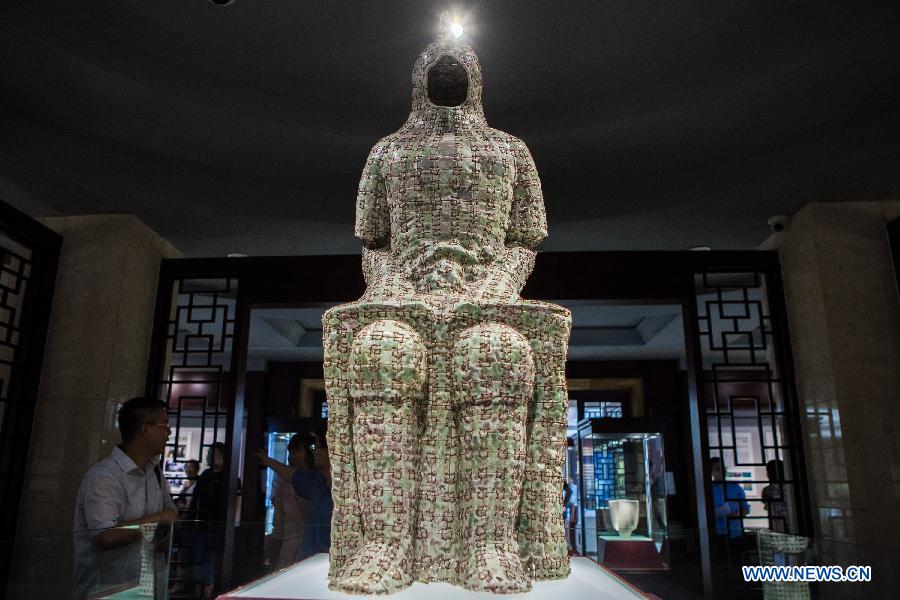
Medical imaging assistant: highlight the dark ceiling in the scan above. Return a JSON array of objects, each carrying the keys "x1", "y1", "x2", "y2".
[{"x1": 2, "y1": 1, "x2": 899, "y2": 256}]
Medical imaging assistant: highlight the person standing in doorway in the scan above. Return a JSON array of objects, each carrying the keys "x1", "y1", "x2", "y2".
[
  {"x1": 762, "y1": 459, "x2": 789, "y2": 533},
  {"x1": 566, "y1": 476, "x2": 579, "y2": 555},
  {"x1": 266, "y1": 433, "x2": 313, "y2": 569},
  {"x1": 258, "y1": 431, "x2": 333, "y2": 560},
  {"x1": 710, "y1": 456, "x2": 749, "y2": 539},
  {"x1": 176, "y1": 459, "x2": 201, "y2": 513},
  {"x1": 188, "y1": 442, "x2": 233, "y2": 599},
  {"x1": 709, "y1": 456, "x2": 751, "y2": 595},
  {"x1": 171, "y1": 458, "x2": 201, "y2": 596}
]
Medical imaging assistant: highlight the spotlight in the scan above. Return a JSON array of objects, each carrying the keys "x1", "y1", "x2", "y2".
[{"x1": 439, "y1": 11, "x2": 466, "y2": 41}]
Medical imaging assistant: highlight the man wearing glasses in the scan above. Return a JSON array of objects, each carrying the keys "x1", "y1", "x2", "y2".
[{"x1": 72, "y1": 397, "x2": 177, "y2": 599}]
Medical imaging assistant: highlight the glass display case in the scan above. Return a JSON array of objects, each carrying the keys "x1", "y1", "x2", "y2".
[{"x1": 577, "y1": 418, "x2": 668, "y2": 570}]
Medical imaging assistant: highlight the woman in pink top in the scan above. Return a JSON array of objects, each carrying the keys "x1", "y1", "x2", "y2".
[{"x1": 267, "y1": 434, "x2": 313, "y2": 569}]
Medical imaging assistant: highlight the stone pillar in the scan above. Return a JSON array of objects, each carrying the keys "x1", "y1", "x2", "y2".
[
  {"x1": 773, "y1": 201, "x2": 900, "y2": 599},
  {"x1": 9, "y1": 215, "x2": 179, "y2": 597}
]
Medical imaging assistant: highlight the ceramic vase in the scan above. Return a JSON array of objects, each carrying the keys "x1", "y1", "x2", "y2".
[{"x1": 608, "y1": 499, "x2": 640, "y2": 538}]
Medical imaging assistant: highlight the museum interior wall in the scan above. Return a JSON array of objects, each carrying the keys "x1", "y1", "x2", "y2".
[
  {"x1": 9, "y1": 215, "x2": 180, "y2": 597},
  {"x1": 774, "y1": 200, "x2": 900, "y2": 599}
]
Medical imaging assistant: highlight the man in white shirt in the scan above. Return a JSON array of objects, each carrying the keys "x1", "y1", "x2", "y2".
[{"x1": 72, "y1": 397, "x2": 177, "y2": 599}]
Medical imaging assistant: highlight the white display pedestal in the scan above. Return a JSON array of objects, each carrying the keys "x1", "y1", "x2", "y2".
[{"x1": 218, "y1": 555, "x2": 649, "y2": 600}]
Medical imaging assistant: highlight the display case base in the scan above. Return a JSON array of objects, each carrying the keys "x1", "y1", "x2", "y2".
[
  {"x1": 218, "y1": 554, "x2": 649, "y2": 599},
  {"x1": 597, "y1": 536, "x2": 667, "y2": 571}
]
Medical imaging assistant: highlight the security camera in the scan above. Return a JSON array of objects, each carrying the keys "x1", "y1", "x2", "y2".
[{"x1": 767, "y1": 215, "x2": 790, "y2": 233}]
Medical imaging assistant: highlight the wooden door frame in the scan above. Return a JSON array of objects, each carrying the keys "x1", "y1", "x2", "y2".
[{"x1": 0, "y1": 201, "x2": 61, "y2": 594}]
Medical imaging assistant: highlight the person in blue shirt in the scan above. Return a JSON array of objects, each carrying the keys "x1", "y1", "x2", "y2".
[
  {"x1": 258, "y1": 433, "x2": 333, "y2": 561},
  {"x1": 289, "y1": 435, "x2": 332, "y2": 559},
  {"x1": 710, "y1": 456, "x2": 749, "y2": 538}
]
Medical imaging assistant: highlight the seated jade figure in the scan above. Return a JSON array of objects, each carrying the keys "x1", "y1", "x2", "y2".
[{"x1": 323, "y1": 32, "x2": 572, "y2": 595}]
